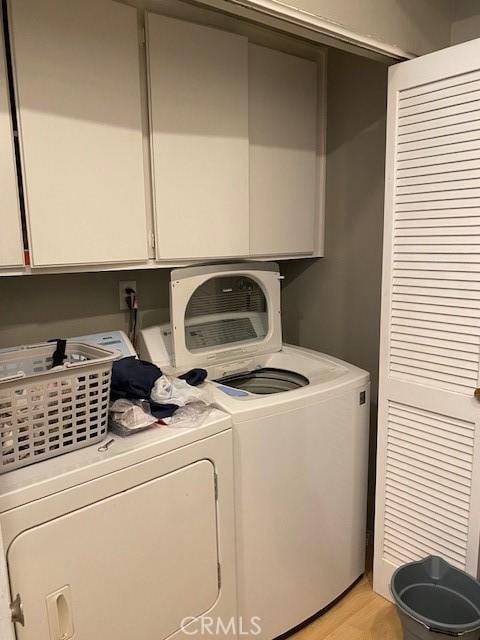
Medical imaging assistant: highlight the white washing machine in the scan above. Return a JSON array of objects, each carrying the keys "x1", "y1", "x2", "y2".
[
  {"x1": 0, "y1": 408, "x2": 237, "y2": 640},
  {"x1": 138, "y1": 263, "x2": 371, "y2": 640}
]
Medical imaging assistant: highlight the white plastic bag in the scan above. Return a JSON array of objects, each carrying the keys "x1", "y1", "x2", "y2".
[
  {"x1": 164, "y1": 402, "x2": 215, "y2": 429},
  {"x1": 151, "y1": 375, "x2": 211, "y2": 407},
  {"x1": 109, "y1": 399, "x2": 157, "y2": 436}
]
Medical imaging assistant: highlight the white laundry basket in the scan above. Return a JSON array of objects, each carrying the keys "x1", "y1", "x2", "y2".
[{"x1": 0, "y1": 341, "x2": 119, "y2": 473}]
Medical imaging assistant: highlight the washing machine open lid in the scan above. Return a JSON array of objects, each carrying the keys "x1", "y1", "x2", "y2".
[{"x1": 170, "y1": 263, "x2": 282, "y2": 370}]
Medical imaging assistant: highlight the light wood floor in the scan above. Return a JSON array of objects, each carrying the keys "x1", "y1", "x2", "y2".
[{"x1": 289, "y1": 575, "x2": 402, "y2": 640}]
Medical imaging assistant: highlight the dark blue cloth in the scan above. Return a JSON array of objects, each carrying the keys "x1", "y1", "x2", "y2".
[
  {"x1": 110, "y1": 356, "x2": 161, "y2": 400},
  {"x1": 110, "y1": 357, "x2": 207, "y2": 419},
  {"x1": 148, "y1": 401, "x2": 179, "y2": 419},
  {"x1": 179, "y1": 368, "x2": 208, "y2": 386}
]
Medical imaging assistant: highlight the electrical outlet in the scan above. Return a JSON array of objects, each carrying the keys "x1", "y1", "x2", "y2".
[{"x1": 119, "y1": 280, "x2": 137, "y2": 310}]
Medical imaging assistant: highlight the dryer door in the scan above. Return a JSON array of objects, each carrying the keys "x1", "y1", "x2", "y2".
[
  {"x1": 7, "y1": 460, "x2": 219, "y2": 640},
  {"x1": 170, "y1": 262, "x2": 282, "y2": 370}
]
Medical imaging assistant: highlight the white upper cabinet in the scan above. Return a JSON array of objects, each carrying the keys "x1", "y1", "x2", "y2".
[
  {"x1": 146, "y1": 13, "x2": 250, "y2": 261},
  {"x1": 10, "y1": 0, "x2": 148, "y2": 267},
  {"x1": 0, "y1": 25, "x2": 23, "y2": 268},
  {"x1": 249, "y1": 45, "x2": 319, "y2": 256},
  {"x1": 4, "y1": 3, "x2": 325, "y2": 270}
]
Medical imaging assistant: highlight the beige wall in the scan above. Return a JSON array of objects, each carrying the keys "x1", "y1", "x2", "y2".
[
  {"x1": 273, "y1": 0, "x2": 454, "y2": 56},
  {"x1": 451, "y1": 0, "x2": 480, "y2": 45},
  {"x1": 283, "y1": 48, "x2": 387, "y2": 403},
  {"x1": 282, "y1": 49, "x2": 387, "y2": 530},
  {"x1": 0, "y1": 269, "x2": 171, "y2": 349}
]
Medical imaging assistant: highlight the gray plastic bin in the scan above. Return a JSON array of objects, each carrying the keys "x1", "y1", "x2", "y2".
[{"x1": 391, "y1": 556, "x2": 480, "y2": 640}]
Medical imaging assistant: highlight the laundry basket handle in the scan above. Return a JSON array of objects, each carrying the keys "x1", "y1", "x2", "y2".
[
  {"x1": 0, "y1": 371, "x2": 26, "y2": 384},
  {"x1": 64, "y1": 356, "x2": 114, "y2": 369}
]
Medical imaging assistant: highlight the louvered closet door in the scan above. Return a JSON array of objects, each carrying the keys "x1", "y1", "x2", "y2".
[{"x1": 374, "y1": 38, "x2": 480, "y2": 600}]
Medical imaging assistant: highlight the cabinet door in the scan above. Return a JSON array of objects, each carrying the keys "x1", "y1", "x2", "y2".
[
  {"x1": 249, "y1": 45, "x2": 318, "y2": 256},
  {"x1": 374, "y1": 38, "x2": 480, "y2": 600},
  {"x1": 147, "y1": 14, "x2": 249, "y2": 260},
  {"x1": 8, "y1": 460, "x2": 219, "y2": 640},
  {"x1": 0, "y1": 25, "x2": 23, "y2": 268},
  {"x1": 10, "y1": 0, "x2": 148, "y2": 267}
]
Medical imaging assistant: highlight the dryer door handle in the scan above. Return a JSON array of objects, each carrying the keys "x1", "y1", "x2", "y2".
[{"x1": 46, "y1": 586, "x2": 74, "y2": 640}]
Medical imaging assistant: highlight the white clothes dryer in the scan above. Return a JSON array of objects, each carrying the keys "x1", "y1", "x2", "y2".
[
  {"x1": 0, "y1": 410, "x2": 237, "y2": 640},
  {"x1": 138, "y1": 263, "x2": 370, "y2": 640}
]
